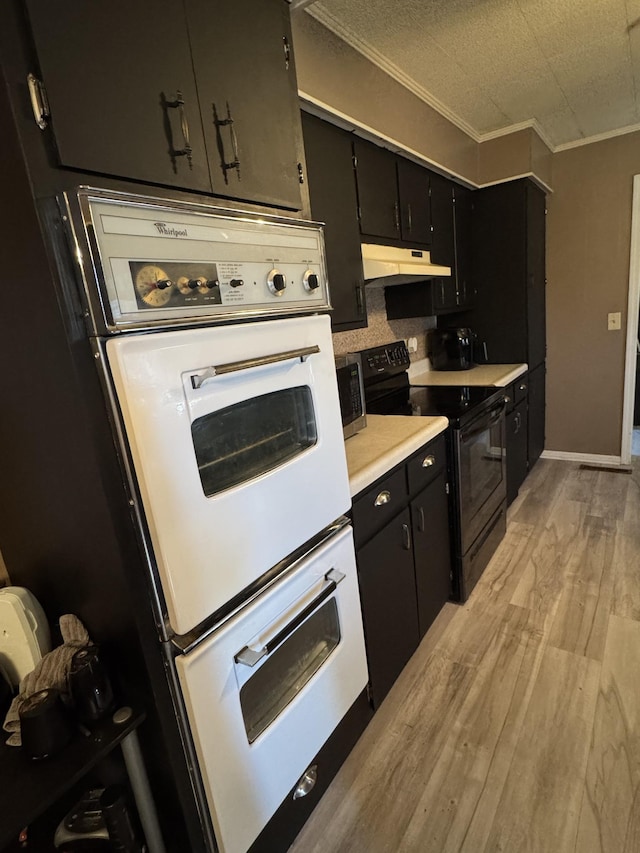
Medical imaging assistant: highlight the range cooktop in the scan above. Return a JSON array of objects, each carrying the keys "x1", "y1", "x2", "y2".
[{"x1": 407, "y1": 384, "x2": 504, "y2": 420}]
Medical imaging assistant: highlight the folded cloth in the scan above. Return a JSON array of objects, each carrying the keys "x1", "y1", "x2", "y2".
[{"x1": 3, "y1": 614, "x2": 91, "y2": 746}]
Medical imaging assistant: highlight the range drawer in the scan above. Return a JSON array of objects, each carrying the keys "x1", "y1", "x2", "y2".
[
  {"x1": 352, "y1": 466, "x2": 408, "y2": 549},
  {"x1": 406, "y1": 434, "x2": 446, "y2": 496}
]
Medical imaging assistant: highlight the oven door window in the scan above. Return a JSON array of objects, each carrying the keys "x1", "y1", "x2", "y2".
[
  {"x1": 239, "y1": 598, "x2": 340, "y2": 743},
  {"x1": 191, "y1": 386, "x2": 317, "y2": 497},
  {"x1": 459, "y1": 410, "x2": 504, "y2": 519}
]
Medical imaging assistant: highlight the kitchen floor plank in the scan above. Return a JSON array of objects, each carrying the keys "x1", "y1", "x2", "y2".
[
  {"x1": 288, "y1": 461, "x2": 640, "y2": 853},
  {"x1": 574, "y1": 615, "x2": 640, "y2": 853},
  {"x1": 397, "y1": 604, "x2": 545, "y2": 853},
  {"x1": 547, "y1": 514, "x2": 616, "y2": 661},
  {"x1": 480, "y1": 646, "x2": 600, "y2": 853},
  {"x1": 611, "y1": 471, "x2": 640, "y2": 621}
]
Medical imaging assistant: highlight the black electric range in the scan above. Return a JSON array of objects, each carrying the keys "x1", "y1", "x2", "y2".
[{"x1": 351, "y1": 341, "x2": 507, "y2": 602}]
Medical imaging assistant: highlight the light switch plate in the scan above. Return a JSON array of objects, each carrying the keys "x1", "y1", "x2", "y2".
[{"x1": 608, "y1": 312, "x2": 622, "y2": 331}]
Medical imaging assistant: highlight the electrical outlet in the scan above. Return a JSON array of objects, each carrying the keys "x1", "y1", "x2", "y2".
[{"x1": 607, "y1": 312, "x2": 622, "y2": 331}]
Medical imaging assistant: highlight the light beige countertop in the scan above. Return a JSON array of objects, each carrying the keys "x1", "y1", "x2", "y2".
[
  {"x1": 344, "y1": 414, "x2": 449, "y2": 498},
  {"x1": 411, "y1": 363, "x2": 527, "y2": 387}
]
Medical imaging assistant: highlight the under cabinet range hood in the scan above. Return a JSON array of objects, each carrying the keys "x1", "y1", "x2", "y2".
[{"x1": 361, "y1": 243, "x2": 451, "y2": 286}]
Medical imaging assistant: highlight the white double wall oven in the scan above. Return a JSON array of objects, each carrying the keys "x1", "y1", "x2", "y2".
[{"x1": 67, "y1": 188, "x2": 368, "y2": 853}]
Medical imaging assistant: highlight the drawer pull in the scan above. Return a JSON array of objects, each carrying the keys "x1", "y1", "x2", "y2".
[
  {"x1": 519, "y1": 383, "x2": 527, "y2": 392},
  {"x1": 422, "y1": 455, "x2": 436, "y2": 468},
  {"x1": 374, "y1": 490, "x2": 391, "y2": 507}
]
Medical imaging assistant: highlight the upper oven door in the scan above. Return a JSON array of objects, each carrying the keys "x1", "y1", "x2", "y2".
[
  {"x1": 106, "y1": 313, "x2": 350, "y2": 636},
  {"x1": 456, "y1": 399, "x2": 506, "y2": 553}
]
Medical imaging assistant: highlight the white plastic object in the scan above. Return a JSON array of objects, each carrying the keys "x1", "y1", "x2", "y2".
[{"x1": 0, "y1": 587, "x2": 51, "y2": 687}]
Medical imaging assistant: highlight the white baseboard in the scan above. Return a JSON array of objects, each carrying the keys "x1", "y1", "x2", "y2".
[{"x1": 541, "y1": 450, "x2": 623, "y2": 467}]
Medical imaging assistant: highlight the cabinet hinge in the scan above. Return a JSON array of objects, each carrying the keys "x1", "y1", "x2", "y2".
[
  {"x1": 297, "y1": 162, "x2": 305, "y2": 184},
  {"x1": 445, "y1": 482, "x2": 450, "y2": 495},
  {"x1": 27, "y1": 72, "x2": 50, "y2": 130}
]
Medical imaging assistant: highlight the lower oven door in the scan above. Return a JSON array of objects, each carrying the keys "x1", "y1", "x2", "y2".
[
  {"x1": 175, "y1": 524, "x2": 368, "y2": 853},
  {"x1": 456, "y1": 399, "x2": 506, "y2": 554}
]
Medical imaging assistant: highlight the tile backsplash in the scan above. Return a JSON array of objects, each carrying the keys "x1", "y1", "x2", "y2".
[{"x1": 332, "y1": 287, "x2": 436, "y2": 360}]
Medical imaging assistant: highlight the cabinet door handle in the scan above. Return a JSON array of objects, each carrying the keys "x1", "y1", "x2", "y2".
[
  {"x1": 356, "y1": 283, "x2": 365, "y2": 317},
  {"x1": 374, "y1": 490, "x2": 391, "y2": 507},
  {"x1": 213, "y1": 101, "x2": 241, "y2": 182},
  {"x1": 422, "y1": 455, "x2": 436, "y2": 468},
  {"x1": 519, "y1": 383, "x2": 528, "y2": 392},
  {"x1": 514, "y1": 413, "x2": 521, "y2": 434},
  {"x1": 394, "y1": 201, "x2": 400, "y2": 232},
  {"x1": 165, "y1": 90, "x2": 193, "y2": 169},
  {"x1": 417, "y1": 506, "x2": 425, "y2": 533},
  {"x1": 402, "y1": 523, "x2": 411, "y2": 551},
  {"x1": 407, "y1": 203, "x2": 412, "y2": 233},
  {"x1": 283, "y1": 36, "x2": 291, "y2": 70}
]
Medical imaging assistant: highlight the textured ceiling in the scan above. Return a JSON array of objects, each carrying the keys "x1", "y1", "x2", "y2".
[{"x1": 304, "y1": 0, "x2": 640, "y2": 149}]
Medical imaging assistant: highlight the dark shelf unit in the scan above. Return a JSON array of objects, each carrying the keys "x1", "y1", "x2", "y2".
[{"x1": 0, "y1": 708, "x2": 144, "y2": 850}]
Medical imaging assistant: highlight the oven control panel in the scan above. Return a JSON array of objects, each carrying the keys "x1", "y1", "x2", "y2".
[{"x1": 74, "y1": 190, "x2": 330, "y2": 332}]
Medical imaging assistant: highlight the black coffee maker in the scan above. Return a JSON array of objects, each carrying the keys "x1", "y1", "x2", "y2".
[{"x1": 428, "y1": 328, "x2": 474, "y2": 371}]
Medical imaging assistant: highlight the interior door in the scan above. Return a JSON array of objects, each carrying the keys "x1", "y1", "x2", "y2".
[
  {"x1": 186, "y1": 0, "x2": 303, "y2": 210},
  {"x1": 26, "y1": 0, "x2": 211, "y2": 192}
]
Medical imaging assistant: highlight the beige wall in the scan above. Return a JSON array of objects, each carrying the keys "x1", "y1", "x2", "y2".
[
  {"x1": 546, "y1": 133, "x2": 639, "y2": 457},
  {"x1": 478, "y1": 130, "x2": 532, "y2": 186},
  {"x1": 292, "y1": 11, "x2": 478, "y2": 182}
]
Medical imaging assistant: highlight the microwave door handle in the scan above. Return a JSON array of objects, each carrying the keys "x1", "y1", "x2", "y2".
[
  {"x1": 462, "y1": 401, "x2": 506, "y2": 441},
  {"x1": 191, "y1": 345, "x2": 320, "y2": 389},
  {"x1": 234, "y1": 568, "x2": 345, "y2": 667}
]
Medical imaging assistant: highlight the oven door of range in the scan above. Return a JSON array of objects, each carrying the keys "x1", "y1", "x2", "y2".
[
  {"x1": 455, "y1": 398, "x2": 507, "y2": 555},
  {"x1": 106, "y1": 313, "x2": 350, "y2": 637},
  {"x1": 175, "y1": 524, "x2": 368, "y2": 853}
]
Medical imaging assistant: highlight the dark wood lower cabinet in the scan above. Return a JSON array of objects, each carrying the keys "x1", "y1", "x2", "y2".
[
  {"x1": 411, "y1": 477, "x2": 451, "y2": 638},
  {"x1": 528, "y1": 362, "x2": 546, "y2": 468},
  {"x1": 506, "y1": 399, "x2": 529, "y2": 506},
  {"x1": 352, "y1": 435, "x2": 452, "y2": 710},
  {"x1": 356, "y1": 507, "x2": 420, "y2": 709}
]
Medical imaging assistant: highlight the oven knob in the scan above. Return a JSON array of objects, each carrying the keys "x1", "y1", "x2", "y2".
[
  {"x1": 205, "y1": 279, "x2": 220, "y2": 289},
  {"x1": 156, "y1": 279, "x2": 173, "y2": 290},
  {"x1": 187, "y1": 278, "x2": 204, "y2": 290},
  {"x1": 267, "y1": 269, "x2": 286, "y2": 296},
  {"x1": 303, "y1": 270, "x2": 320, "y2": 292},
  {"x1": 230, "y1": 279, "x2": 244, "y2": 288}
]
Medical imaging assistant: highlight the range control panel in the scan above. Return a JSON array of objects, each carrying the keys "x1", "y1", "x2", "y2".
[
  {"x1": 77, "y1": 190, "x2": 330, "y2": 332},
  {"x1": 353, "y1": 341, "x2": 411, "y2": 385}
]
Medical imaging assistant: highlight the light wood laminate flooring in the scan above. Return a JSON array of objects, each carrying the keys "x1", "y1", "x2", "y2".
[{"x1": 289, "y1": 459, "x2": 640, "y2": 853}]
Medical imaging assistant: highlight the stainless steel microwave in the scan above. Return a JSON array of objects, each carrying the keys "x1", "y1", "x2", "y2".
[{"x1": 335, "y1": 356, "x2": 366, "y2": 439}]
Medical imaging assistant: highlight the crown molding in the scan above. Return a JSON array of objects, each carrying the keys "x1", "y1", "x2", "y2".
[
  {"x1": 554, "y1": 121, "x2": 640, "y2": 152},
  {"x1": 306, "y1": 5, "x2": 482, "y2": 142}
]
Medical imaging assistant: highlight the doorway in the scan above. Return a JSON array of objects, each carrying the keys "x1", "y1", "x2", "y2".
[{"x1": 622, "y1": 174, "x2": 640, "y2": 463}]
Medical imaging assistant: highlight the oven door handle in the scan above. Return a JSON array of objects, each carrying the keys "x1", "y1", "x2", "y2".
[
  {"x1": 461, "y1": 400, "x2": 506, "y2": 440},
  {"x1": 234, "y1": 568, "x2": 345, "y2": 667},
  {"x1": 190, "y1": 345, "x2": 320, "y2": 388}
]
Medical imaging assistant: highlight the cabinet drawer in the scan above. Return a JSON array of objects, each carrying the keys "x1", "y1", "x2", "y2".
[
  {"x1": 406, "y1": 434, "x2": 446, "y2": 496},
  {"x1": 352, "y1": 467, "x2": 408, "y2": 548}
]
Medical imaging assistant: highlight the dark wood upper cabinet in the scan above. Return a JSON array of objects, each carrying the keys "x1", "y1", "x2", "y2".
[
  {"x1": 428, "y1": 171, "x2": 455, "y2": 267},
  {"x1": 397, "y1": 158, "x2": 431, "y2": 245},
  {"x1": 25, "y1": 0, "x2": 303, "y2": 209},
  {"x1": 453, "y1": 184, "x2": 473, "y2": 308},
  {"x1": 186, "y1": 0, "x2": 303, "y2": 210},
  {"x1": 301, "y1": 113, "x2": 366, "y2": 331},
  {"x1": 469, "y1": 178, "x2": 545, "y2": 367},
  {"x1": 25, "y1": 0, "x2": 211, "y2": 192},
  {"x1": 353, "y1": 138, "x2": 400, "y2": 240}
]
